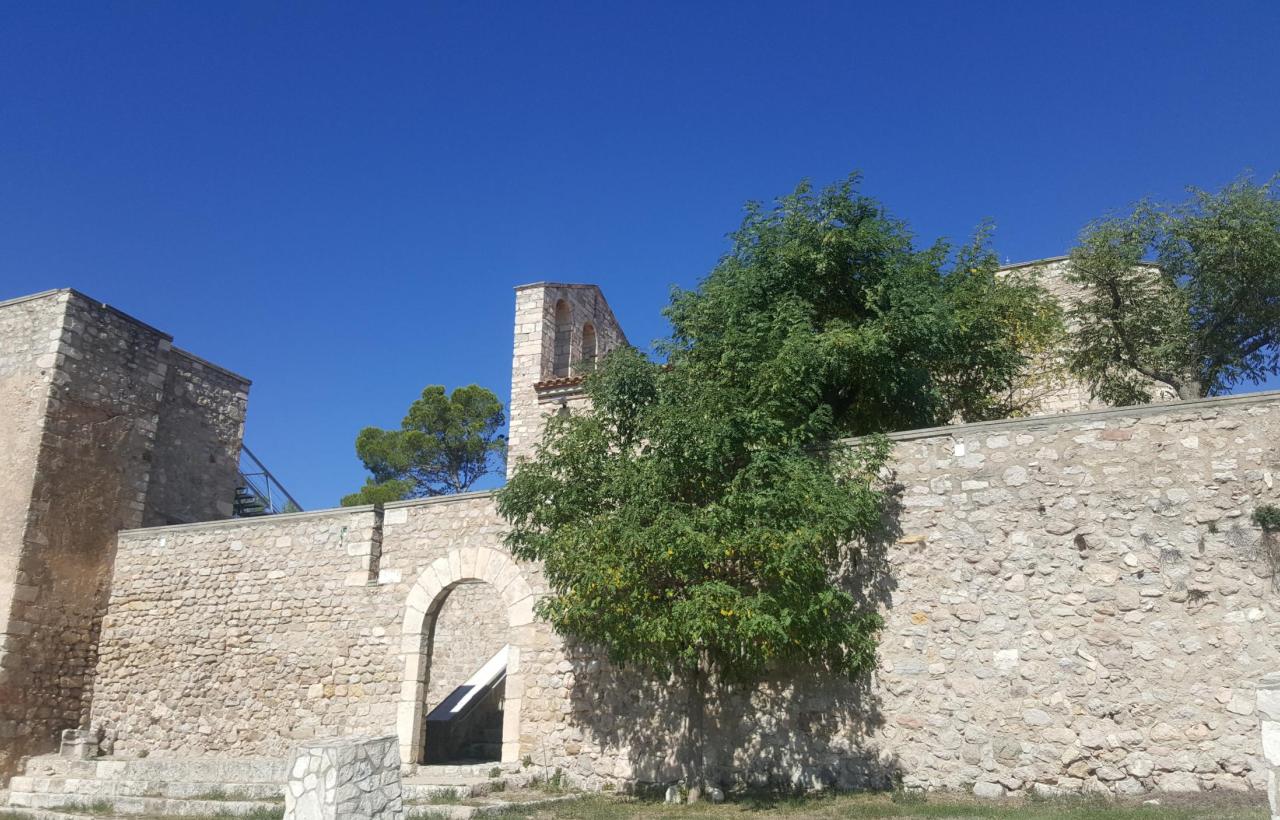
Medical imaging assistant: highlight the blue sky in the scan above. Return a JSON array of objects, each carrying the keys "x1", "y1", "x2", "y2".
[{"x1": 2, "y1": 2, "x2": 1278, "y2": 509}]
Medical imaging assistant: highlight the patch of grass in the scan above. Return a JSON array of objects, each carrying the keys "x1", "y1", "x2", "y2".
[
  {"x1": 406, "y1": 809, "x2": 461, "y2": 820},
  {"x1": 513, "y1": 790, "x2": 1269, "y2": 820},
  {"x1": 425, "y1": 789, "x2": 463, "y2": 805},
  {"x1": 531, "y1": 767, "x2": 568, "y2": 794},
  {"x1": 152, "y1": 813, "x2": 282, "y2": 820},
  {"x1": 209, "y1": 808, "x2": 283, "y2": 820},
  {"x1": 0, "y1": 811, "x2": 39, "y2": 820}
]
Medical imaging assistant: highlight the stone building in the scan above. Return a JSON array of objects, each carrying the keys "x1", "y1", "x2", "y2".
[
  {"x1": 0, "y1": 289, "x2": 249, "y2": 777},
  {"x1": 1, "y1": 261, "x2": 1278, "y2": 800}
]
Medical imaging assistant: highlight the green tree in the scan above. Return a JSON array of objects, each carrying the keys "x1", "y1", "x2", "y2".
[
  {"x1": 1066, "y1": 176, "x2": 1280, "y2": 403},
  {"x1": 497, "y1": 176, "x2": 1059, "y2": 796},
  {"x1": 341, "y1": 385, "x2": 506, "y2": 505}
]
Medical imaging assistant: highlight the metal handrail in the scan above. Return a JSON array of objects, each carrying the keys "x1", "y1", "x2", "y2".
[{"x1": 236, "y1": 444, "x2": 304, "y2": 515}]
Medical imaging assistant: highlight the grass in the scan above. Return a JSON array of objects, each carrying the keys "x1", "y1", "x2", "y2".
[
  {"x1": 1, "y1": 808, "x2": 285, "y2": 820},
  {"x1": 424, "y1": 789, "x2": 463, "y2": 805},
  {"x1": 497, "y1": 790, "x2": 1270, "y2": 819}
]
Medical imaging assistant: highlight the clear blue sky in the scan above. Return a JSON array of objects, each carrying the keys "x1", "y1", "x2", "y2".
[{"x1": 2, "y1": 2, "x2": 1278, "y2": 509}]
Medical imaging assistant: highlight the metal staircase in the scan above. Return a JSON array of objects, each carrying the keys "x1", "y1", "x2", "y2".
[{"x1": 234, "y1": 445, "x2": 303, "y2": 517}]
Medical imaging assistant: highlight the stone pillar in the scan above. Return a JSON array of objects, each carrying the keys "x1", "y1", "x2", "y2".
[
  {"x1": 285, "y1": 736, "x2": 404, "y2": 820},
  {"x1": 1259, "y1": 673, "x2": 1280, "y2": 820}
]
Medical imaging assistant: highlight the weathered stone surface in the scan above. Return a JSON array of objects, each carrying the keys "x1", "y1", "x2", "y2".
[
  {"x1": 87, "y1": 390, "x2": 1280, "y2": 797},
  {"x1": 0, "y1": 289, "x2": 247, "y2": 776},
  {"x1": 284, "y1": 736, "x2": 402, "y2": 820}
]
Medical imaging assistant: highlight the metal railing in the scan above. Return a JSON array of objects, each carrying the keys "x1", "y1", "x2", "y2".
[{"x1": 235, "y1": 445, "x2": 304, "y2": 517}]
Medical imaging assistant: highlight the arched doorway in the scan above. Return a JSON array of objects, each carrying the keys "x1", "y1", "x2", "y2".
[
  {"x1": 397, "y1": 547, "x2": 534, "y2": 766},
  {"x1": 422, "y1": 580, "x2": 507, "y2": 762}
]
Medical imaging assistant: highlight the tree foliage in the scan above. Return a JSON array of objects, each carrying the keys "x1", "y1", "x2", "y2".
[
  {"x1": 341, "y1": 385, "x2": 505, "y2": 505},
  {"x1": 497, "y1": 175, "x2": 1062, "y2": 791},
  {"x1": 662, "y1": 176, "x2": 1061, "y2": 429},
  {"x1": 1067, "y1": 176, "x2": 1280, "y2": 402}
]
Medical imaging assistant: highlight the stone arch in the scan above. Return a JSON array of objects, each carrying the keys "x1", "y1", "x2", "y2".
[
  {"x1": 552, "y1": 299, "x2": 572, "y2": 377},
  {"x1": 397, "y1": 547, "x2": 535, "y2": 765}
]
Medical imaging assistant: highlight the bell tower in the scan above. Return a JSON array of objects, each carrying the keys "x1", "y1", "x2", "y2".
[{"x1": 506, "y1": 283, "x2": 627, "y2": 474}]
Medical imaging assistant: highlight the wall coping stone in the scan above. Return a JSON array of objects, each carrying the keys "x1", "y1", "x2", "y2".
[
  {"x1": 996, "y1": 255, "x2": 1069, "y2": 271},
  {"x1": 381, "y1": 489, "x2": 496, "y2": 509},
  {"x1": 513, "y1": 281, "x2": 604, "y2": 292},
  {"x1": 119, "y1": 505, "x2": 379, "y2": 537},
  {"x1": 846, "y1": 388, "x2": 1280, "y2": 447},
  {"x1": 119, "y1": 489, "x2": 500, "y2": 538},
  {"x1": 0, "y1": 287, "x2": 69, "y2": 310},
  {"x1": 171, "y1": 345, "x2": 252, "y2": 385}
]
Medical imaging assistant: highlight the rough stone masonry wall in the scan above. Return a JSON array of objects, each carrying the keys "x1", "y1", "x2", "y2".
[
  {"x1": 91, "y1": 391, "x2": 1280, "y2": 798},
  {"x1": 91, "y1": 494, "x2": 522, "y2": 761},
  {"x1": 4, "y1": 290, "x2": 173, "y2": 774},
  {"x1": 143, "y1": 349, "x2": 250, "y2": 527},
  {"x1": 91, "y1": 507, "x2": 387, "y2": 755},
  {"x1": 0, "y1": 288, "x2": 250, "y2": 777},
  {"x1": 0, "y1": 291, "x2": 64, "y2": 775},
  {"x1": 864, "y1": 390, "x2": 1280, "y2": 797}
]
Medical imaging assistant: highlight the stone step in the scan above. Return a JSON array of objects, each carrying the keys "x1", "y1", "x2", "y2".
[
  {"x1": 22, "y1": 754, "x2": 286, "y2": 784},
  {"x1": 7, "y1": 791, "x2": 281, "y2": 816},
  {"x1": 406, "y1": 762, "x2": 514, "y2": 779},
  {"x1": 403, "y1": 782, "x2": 484, "y2": 801},
  {"x1": 404, "y1": 793, "x2": 583, "y2": 819},
  {"x1": 9, "y1": 775, "x2": 284, "y2": 801}
]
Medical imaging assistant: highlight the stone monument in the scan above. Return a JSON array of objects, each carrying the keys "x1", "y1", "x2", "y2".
[{"x1": 284, "y1": 736, "x2": 404, "y2": 820}]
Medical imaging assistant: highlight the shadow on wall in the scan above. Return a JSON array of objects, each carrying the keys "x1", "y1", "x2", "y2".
[{"x1": 557, "y1": 491, "x2": 906, "y2": 792}]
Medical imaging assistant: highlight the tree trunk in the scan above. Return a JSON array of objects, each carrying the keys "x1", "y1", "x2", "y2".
[
  {"x1": 684, "y1": 654, "x2": 710, "y2": 802},
  {"x1": 1176, "y1": 378, "x2": 1203, "y2": 401}
]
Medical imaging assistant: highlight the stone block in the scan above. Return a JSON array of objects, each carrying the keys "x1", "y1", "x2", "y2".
[
  {"x1": 59, "y1": 729, "x2": 98, "y2": 759},
  {"x1": 285, "y1": 735, "x2": 403, "y2": 820}
]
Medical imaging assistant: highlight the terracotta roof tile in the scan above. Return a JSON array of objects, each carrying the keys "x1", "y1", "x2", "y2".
[{"x1": 533, "y1": 375, "x2": 586, "y2": 390}]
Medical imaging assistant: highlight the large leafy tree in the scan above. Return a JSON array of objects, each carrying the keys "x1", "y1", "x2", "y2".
[
  {"x1": 498, "y1": 176, "x2": 1060, "y2": 795},
  {"x1": 1066, "y1": 176, "x2": 1280, "y2": 403},
  {"x1": 341, "y1": 385, "x2": 505, "y2": 505}
]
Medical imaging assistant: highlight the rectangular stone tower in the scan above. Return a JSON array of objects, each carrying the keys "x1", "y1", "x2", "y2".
[
  {"x1": 506, "y1": 283, "x2": 627, "y2": 473},
  {"x1": 0, "y1": 289, "x2": 250, "y2": 776}
]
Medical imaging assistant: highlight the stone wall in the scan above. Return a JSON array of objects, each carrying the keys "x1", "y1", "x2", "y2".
[
  {"x1": 1000, "y1": 258, "x2": 1177, "y2": 416},
  {"x1": 90, "y1": 493, "x2": 528, "y2": 763},
  {"x1": 89, "y1": 391, "x2": 1280, "y2": 798},
  {"x1": 863, "y1": 390, "x2": 1280, "y2": 796},
  {"x1": 0, "y1": 288, "x2": 250, "y2": 776},
  {"x1": 91, "y1": 507, "x2": 387, "y2": 755},
  {"x1": 3, "y1": 290, "x2": 172, "y2": 774},
  {"x1": 144, "y1": 349, "x2": 250, "y2": 527},
  {"x1": 0, "y1": 291, "x2": 64, "y2": 775}
]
